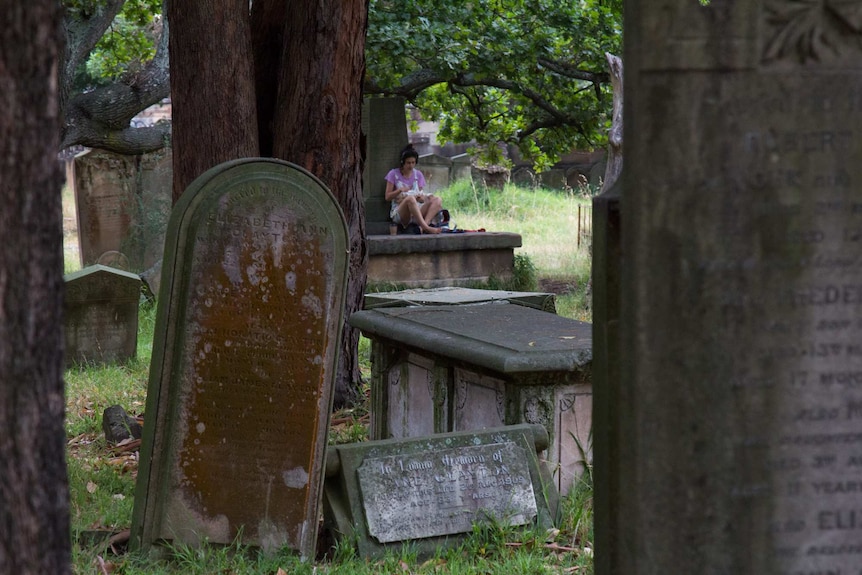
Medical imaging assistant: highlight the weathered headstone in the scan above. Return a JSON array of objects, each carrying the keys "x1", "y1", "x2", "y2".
[
  {"x1": 72, "y1": 148, "x2": 172, "y2": 271},
  {"x1": 599, "y1": 2, "x2": 862, "y2": 573},
  {"x1": 417, "y1": 153, "x2": 452, "y2": 194},
  {"x1": 323, "y1": 424, "x2": 558, "y2": 558},
  {"x1": 64, "y1": 264, "x2": 141, "y2": 367},
  {"x1": 131, "y1": 159, "x2": 349, "y2": 558},
  {"x1": 450, "y1": 153, "x2": 473, "y2": 183}
]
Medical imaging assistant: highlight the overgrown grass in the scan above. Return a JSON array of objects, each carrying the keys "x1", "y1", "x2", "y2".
[
  {"x1": 438, "y1": 179, "x2": 593, "y2": 322},
  {"x1": 64, "y1": 178, "x2": 595, "y2": 573}
]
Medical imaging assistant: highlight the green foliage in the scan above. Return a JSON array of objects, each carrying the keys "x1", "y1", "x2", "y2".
[
  {"x1": 65, "y1": 0, "x2": 162, "y2": 86},
  {"x1": 367, "y1": 0, "x2": 623, "y2": 167}
]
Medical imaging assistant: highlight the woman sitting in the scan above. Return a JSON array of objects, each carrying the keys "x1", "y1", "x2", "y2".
[{"x1": 385, "y1": 144, "x2": 443, "y2": 234}]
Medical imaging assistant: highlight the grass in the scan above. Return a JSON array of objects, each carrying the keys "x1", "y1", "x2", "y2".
[
  {"x1": 437, "y1": 179, "x2": 593, "y2": 322},
  {"x1": 64, "y1": 179, "x2": 594, "y2": 573}
]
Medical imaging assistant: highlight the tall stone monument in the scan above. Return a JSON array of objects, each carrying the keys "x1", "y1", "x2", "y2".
[
  {"x1": 600, "y1": 1, "x2": 862, "y2": 573},
  {"x1": 131, "y1": 159, "x2": 349, "y2": 558},
  {"x1": 362, "y1": 97, "x2": 408, "y2": 234}
]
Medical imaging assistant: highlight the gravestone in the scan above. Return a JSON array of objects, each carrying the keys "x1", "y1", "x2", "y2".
[
  {"x1": 601, "y1": 1, "x2": 862, "y2": 573},
  {"x1": 417, "y1": 153, "x2": 451, "y2": 194},
  {"x1": 71, "y1": 148, "x2": 172, "y2": 272},
  {"x1": 131, "y1": 159, "x2": 349, "y2": 558},
  {"x1": 450, "y1": 153, "x2": 473, "y2": 182},
  {"x1": 323, "y1": 424, "x2": 558, "y2": 558},
  {"x1": 64, "y1": 264, "x2": 141, "y2": 366}
]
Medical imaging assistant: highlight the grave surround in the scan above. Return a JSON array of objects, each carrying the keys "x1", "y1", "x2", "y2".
[{"x1": 131, "y1": 159, "x2": 349, "y2": 559}]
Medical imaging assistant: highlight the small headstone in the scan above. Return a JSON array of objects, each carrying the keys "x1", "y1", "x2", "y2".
[
  {"x1": 64, "y1": 264, "x2": 141, "y2": 367},
  {"x1": 323, "y1": 424, "x2": 558, "y2": 558},
  {"x1": 131, "y1": 159, "x2": 349, "y2": 559}
]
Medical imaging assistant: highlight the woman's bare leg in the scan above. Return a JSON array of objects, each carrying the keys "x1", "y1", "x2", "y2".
[{"x1": 396, "y1": 196, "x2": 441, "y2": 234}]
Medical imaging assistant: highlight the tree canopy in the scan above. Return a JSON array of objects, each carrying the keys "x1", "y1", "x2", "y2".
[
  {"x1": 365, "y1": 0, "x2": 622, "y2": 168},
  {"x1": 61, "y1": 0, "x2": 622, "y2": 168}
]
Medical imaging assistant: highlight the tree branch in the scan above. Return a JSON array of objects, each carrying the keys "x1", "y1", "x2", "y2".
[
  {"x1": 61, "y1": 6, "x2": 171, "y2": 154},
  {"x1": 61, "y1": 0, "x2": 126, "y2": 113},
  {"x1": 536, "y1": 57, "x2": 609, "y2": 84}
]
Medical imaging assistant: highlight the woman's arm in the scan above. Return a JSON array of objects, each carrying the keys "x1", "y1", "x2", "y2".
[{"x1": 385, "y1": 180, "x2": 406, "y2": 201}]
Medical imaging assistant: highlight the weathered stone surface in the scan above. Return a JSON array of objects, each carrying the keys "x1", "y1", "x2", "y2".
[
  {"x1": 364, "y1": 286, "x2": 556, "y2": 313},
  {"x1": 72, "y1": 148, "x2": 172, "y2": 272},
  {"x1": 131, "y1": 159, "x2": 349, "y2": 559},
  {"x1": 359, "y1": 441, "x2": 537, "y2": 543},
  {"x1": 64, "y1": 264, "x2": 141, "y2": 366},
  {"x1": 417, "y1": 153, "x2": 451, "y2": 194},
  {"x1": 323, "y1": 424, "x2": 558, "y2": 558},
  {"x1": 366, "y1": 232, "x2": 522, "y2": 288},
  {"x1": 362, "y1": 97, "x2": 409, "y2": 235},
  {"x1": 602, "y1": 2, "x2": 862, "y2": 574}
]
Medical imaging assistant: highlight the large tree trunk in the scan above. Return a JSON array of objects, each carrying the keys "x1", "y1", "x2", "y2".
[
  {"x1": 0, "y1": 2, "x2": 70, "y2": 574},
  {"x1": 168, "y1": 0, "x2": 259, "y2": 201},
  {"x1": 170, "y1": 1, "x2": 369, "y2": 407},
  {"x1": 271, "y1": 0, "x2": 369, "y2": 407}
]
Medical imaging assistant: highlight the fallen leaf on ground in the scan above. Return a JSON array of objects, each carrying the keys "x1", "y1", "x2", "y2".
[{"x1": 86, "y1": 481, "x2": 98, "y2": 494}]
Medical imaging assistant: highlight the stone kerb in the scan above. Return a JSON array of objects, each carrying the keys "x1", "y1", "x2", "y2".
[
  {"x1": 323, "y1": 424, "x2": 559, "y2": 558},
  {"x1": 131, "y1": 159, "x2": 349, "y2": 559}
]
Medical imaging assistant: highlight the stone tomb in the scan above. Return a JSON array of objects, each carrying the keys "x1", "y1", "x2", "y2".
[
  {"x1": 131, "y1": 159, "x2": 349, "y2": 558},
  {"x1": 64, "y1": 264, "x2": 141, "y2": 366},
  {"x1": 350, "y1": 303, "x2": 592, "y2": 495},
  {"x1": 323, "y1": 424, "x2": 558, "y2": 558},
  {"x1": 598, "y1": 1, "x2": 862, "y2": 574}
]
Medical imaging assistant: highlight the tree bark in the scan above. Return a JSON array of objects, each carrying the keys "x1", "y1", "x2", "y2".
[
  {"x1": 272, "y1": 0, "x2": 369, "y2": 408},
  {"x1": 170, "y1": 0, "x2": 369, "y2": 407},
  {"x1": 168, "y1": 0, "x2": 259, "y2": 201},
  {"x1": 0, "y1": 2, "x2": 70, "y2": 573}
]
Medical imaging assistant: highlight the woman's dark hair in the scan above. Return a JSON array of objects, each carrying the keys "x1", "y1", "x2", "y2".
[{"x1": 399, "y1": 144, "x2": 419, "y2": 166}]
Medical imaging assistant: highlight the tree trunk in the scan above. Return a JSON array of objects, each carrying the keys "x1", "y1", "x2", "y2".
[
  {"x1": 171, "y1": 1, "x2": 369, "y2": 407},
  {"x1": 168, "y1": 0, "x2": 259, "y2": 201},
  {"x1": 0, "y1": 2, "x2": 70, "y2": 574},
  {"x1": 271, "y1": 0, "x2": 369, "y2": 408}
]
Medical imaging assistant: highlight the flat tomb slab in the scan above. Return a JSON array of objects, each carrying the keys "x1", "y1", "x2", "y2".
[{"x1": 364, "y1": 286, "x2": 556, "y2": 313}]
